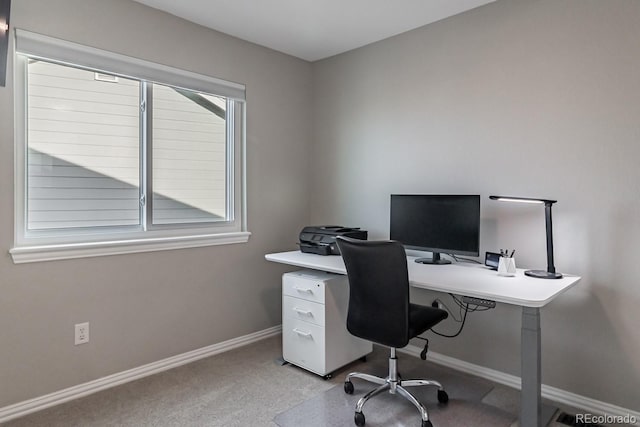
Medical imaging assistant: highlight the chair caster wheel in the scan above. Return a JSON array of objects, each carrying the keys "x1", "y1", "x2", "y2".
[
  {"x1": 344, "y1": 380, "x2": 354, "y2": 394},
  {"x1": 437, "y1": 389, "x2": 449, "y2": 404},
  {"x1": 422, "y1": 420, "x2": 433, "y2": 427},
  {"x1": 354, "y1": 411, "x2": 365, "y2": 426}
]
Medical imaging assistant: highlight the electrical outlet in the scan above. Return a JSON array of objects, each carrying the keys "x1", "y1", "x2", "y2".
[{"x1": 75, "y1": 322, "x2": 89, "y2": 345}]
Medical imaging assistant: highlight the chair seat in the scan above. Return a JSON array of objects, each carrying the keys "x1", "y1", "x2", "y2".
[{"x1": 408, "y1": 303, "x2": 448, "y2": 339}]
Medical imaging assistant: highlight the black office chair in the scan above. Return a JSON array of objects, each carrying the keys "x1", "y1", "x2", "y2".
[{"x1": 336, "y1": 236, "x2": 449, "y2": 427}]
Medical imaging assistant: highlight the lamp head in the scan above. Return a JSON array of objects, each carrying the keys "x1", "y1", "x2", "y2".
[{"x1": 489, "y1": 195, "x2": 556, "y2": 206}]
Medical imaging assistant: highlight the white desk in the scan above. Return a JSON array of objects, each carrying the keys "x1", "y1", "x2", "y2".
[{"x1": 266, "y1": 250, "x2": 581, "y2": 427}]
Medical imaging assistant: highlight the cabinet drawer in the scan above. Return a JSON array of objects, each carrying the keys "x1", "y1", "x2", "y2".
[
  {"x1": 282, "y1": 318, "x2": 325, "y2": 375},
  {"x1": 283, "y1": 274, "x2": 325, "y2": 304},
  {"x1": 283, "y1": 295, "x2": 325, "y2": 327}
]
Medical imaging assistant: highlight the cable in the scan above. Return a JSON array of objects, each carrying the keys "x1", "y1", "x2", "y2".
[
  {"x1": 429, "y1": 303, "x2": 469, "y2": 338},
  {"x1": 450, "y1": 293, "x2": 465, "y2": 308},
  {"x1": 428, "y1": 293, "x2": 495, "y2": 339},
  {"x1": 432, "y1": 297, "x2": 463, "y2": 322},
  {"x1": 449, "y1": 254, "x2": 482, "y2": 264},
  {"x1": 418, "y1": 294, "x2": 492, "y2": 359},
  {"x1": 414, "y1": 336, "x2": 430, "y2": 360}
]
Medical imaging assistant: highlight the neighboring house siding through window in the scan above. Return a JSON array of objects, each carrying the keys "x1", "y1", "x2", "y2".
[
  {"x1": 27, "y1": 61, "x2": 141, "y2": 229},
  {"x1": 27, "y1": 61, "x2": 229, "y2": 230},
  {"x1": 151, "y1": 83, "x2": 227, "y2": 225}
]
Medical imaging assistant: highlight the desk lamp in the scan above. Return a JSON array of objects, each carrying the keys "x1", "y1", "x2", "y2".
[{"x1": 489, "y1": 195, "x2": 563, "y2": 279}]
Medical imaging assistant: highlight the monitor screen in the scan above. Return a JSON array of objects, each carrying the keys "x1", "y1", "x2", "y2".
[{"x1": 390, "y1": 194, "x2": 480, "y2": 264}]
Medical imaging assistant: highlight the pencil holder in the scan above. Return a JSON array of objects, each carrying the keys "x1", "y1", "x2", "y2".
[{"x1": 497, "y1": 256, "x2": 516, "y2": 277}]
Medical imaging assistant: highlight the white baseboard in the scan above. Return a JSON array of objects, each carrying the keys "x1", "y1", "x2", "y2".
[
  {"x1": 401, "y1": 344, "x2": 640, "y2": 425},
  {"x1": 2, "y1": 328, "x2": 637, "y2": 426},
  {"x1": 0, "y1": 325, "x2": 282, "y2": 424}
]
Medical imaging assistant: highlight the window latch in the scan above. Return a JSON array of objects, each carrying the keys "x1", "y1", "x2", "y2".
[
  {"x1": 139, "y1": 194, "x2": 146, "y2": 207},
  {"x1": 140, "y1": 100, "x2": 146, "y2": 113}
]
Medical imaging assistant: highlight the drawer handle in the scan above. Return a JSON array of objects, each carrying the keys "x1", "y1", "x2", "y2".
[
  {"x1": 293, "y1": 286, "x2": 313, "y2": 294},
  {"x1": 293, "y1": 307, "x2": 313, "y2": 317},
  {"x1": 293, "y1": 328, "x2": 312, "y2": 338}
]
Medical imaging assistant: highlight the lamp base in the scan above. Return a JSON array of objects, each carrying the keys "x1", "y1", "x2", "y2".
[{"x1": 525, "y1": 270, "x2": 563, "y2": 279}]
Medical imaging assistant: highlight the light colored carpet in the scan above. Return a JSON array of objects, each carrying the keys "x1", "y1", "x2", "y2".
[
  {"x1": 2, "y1": 336, "x2": 329, "y2": 427},
  {"x1": 274, "y1": 350, "x2": 556, "y2": 427},
  {"x1": 1, "y1": 335, "x2": 576, "y2": 426}
]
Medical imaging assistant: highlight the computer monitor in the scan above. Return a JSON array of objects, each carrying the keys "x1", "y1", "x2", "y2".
[{"x1": 390, "y1": 194, "x2": 480, "y2": 264}]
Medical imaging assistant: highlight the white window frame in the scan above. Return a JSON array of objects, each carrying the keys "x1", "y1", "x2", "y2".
[{"x1": 10, "y1": 30, "x2": 249, "y2": 263}]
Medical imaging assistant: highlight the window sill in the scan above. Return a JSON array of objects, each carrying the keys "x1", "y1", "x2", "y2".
[{"x1": 10, "y1": 231, "x2": 251, "y2": 264}]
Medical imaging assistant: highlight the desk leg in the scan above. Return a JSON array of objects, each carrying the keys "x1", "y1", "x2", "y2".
[{"x1": 521, "y1": 307, "x2": 542, "y2": 427}]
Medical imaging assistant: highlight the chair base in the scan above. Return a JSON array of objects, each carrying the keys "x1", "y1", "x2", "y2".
[{"x1": 344, "y1": 348, "x2": 447, "y2": 426}]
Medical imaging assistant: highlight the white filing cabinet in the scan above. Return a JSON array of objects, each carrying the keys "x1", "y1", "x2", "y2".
[{"x1": 282, "y1": 270, "x2": 372, "y2": 378}]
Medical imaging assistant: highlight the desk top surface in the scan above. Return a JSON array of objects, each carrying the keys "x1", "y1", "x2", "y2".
[{"x1": 265, "y1": 251, "x2": 581, "y2": 308}]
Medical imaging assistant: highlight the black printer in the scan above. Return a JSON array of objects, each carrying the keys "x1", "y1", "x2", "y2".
[{"x1": 299, "y1": 225, "x2": 368, "y2": 255}]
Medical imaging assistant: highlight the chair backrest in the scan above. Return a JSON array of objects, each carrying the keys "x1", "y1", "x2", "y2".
[{"x1": 336, "y1": 236, "x2": 411, "y2": 348}]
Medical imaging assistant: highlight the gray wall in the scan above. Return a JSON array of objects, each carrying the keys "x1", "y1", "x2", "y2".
[
  {"x1": 312, "y1": 0, "x2": 640, "y2": 411},
  {"x1": 0, "y1": 0, "x2": 311, "y2": 408}
]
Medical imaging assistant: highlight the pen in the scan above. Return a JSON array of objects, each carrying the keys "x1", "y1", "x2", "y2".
[{"x1": 510, "y1": 249, "x2": 515, "y2": 258}]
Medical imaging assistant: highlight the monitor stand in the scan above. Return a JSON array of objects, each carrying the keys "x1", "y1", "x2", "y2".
[{"x1": 415, "y1": 252, "x2": 451, "y2": 265}]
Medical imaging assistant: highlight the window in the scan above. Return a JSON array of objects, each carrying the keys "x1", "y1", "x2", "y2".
[{"x1": 11, "y1": 30, "x2": 248, "y2": 263}]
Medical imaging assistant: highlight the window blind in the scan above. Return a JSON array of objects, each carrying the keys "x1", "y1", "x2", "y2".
[{"x1": 15, "y1": 29, "x2": 246, "y2": 101}]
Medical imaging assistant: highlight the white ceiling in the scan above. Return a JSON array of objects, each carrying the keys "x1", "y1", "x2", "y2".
[{"x1": 132, "y1": 0, "x2": 496, "y2": 61}]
